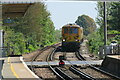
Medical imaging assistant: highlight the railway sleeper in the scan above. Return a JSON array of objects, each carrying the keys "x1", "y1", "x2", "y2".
[
  {"x1": 55, "y1": 67, "x2": 74, "y2": 80},
  {"x1": 69, "y1": 66, "x2": 96, "y2": 80},
  {"x1": 90, "y1": 65, "x2": 120, "y2": 80},
  {"x1": 74, "y1": 51, "x2": 85, "y2": 61}
]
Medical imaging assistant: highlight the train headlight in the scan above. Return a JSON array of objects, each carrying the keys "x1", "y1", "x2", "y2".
[
  {"x1": 63, "y1": 39, "x2": 65, "y2": 41},
  {"x1": 75, "y1": 40, "x2": 79, "y2": 41}
]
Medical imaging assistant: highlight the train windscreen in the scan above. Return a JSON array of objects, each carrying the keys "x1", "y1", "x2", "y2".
[
  {"x1": 73, "y1": 28, "x2": 78, "y2": 34},
  {"x1": 64, "y1": 27, "x2": 78, "y2": 34},
  {"x1": 69, "y1": 28, "x2": 78, "y2": 34},
  {"x1": 64, "y1": 28, "x2": 68, "y2": 33},
  {"x1": 70, "y1": 28, "x2": 72, "y2": 34}
]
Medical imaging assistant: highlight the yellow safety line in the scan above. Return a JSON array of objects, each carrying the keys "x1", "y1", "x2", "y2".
[
  {"x1": 8, "y1": 57, "x2": 10, "y2": 64},
  {"x1": 10, "y1": 64, "x2": 19, "y2": 78},
  {"x1": 8, "y1": 57, "x2": 20, "y2": 79}
]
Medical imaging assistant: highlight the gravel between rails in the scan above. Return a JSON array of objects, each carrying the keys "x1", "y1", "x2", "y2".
[
  {"x1": 34, "y1": 68, "x2": 57, "y2": 79},
  {"x1": 53, "y1": 52, "x2": 79, "y2": 61},
  {"x1": 32, "y1": 46, "x2": 58, "y2": 79},
  {"x1": 22, "y1": 50, "x2": 41, "y2": 62},
  {"x1": 53, "y1": 52, "x2": 64, "y2": 61},
  {"x1": 59, "y1": 66, "x2": 81, "y2": 80},
  {"x1": 66, "y1": 52, "x2": 79, "y2": 61},
  {"x1": 23, "y1": 44, "x2": 61, "y2": 79},
  {"x1": 78, "y1": 67, "x2": 116, "y2": 80},
  {"x1": 35, "y1": 48, "x2": 55, "y2": 61}
]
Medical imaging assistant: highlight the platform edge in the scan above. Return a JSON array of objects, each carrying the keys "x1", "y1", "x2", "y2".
[{"x1": 20, "y1": 56, "x2": 41, "y2": 80}]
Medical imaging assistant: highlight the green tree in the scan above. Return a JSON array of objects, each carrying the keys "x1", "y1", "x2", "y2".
[
  {"x1": 108, "y1": 2, "x2": 120, "y2": 31},
  {"x1": 75, "y1": 15, "x2": 97, "y2": 36},
  {"x1": 96, "y1": 2, "x2": 120, "y2": 32},
  {"x1": 3, "y1": 2, "x2": 57, "y2": 55},
  {"x1": 87, "y1": 29, "x2": 104, "y2": 54},
  {"x1": 54, "y1": 29, "x2": 61, "y2": 42},
  {"x1": 87, "y1": 2, "x2": 120, "y2": 54},
  {"x1": 15, "y1": 2, "x2": 56, "y2": 46}
]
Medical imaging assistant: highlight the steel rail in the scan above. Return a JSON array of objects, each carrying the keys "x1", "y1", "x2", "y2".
[
  {"x1": 75, "y1": 51, "x2": 85, "y2": 60},
  {"x1": 76, "y1": 51, "x2": 120, "y2": 80},
  {"x1": 69, "y1": 66, "x2": 96, "y2": 80},
  {"x1": 30, "y1": 43, "x2": 60, "y2": 72},
  {"x1": 48, "y1": 48, "x2": 56, "y2": 61},
  {"x1": 30, "y1": 46, "x2": 53, "y2": 72},
  {"x1": 46, "y1": 47, "x2": 65, "y2": 80},
  {"x1": 63, "y1": 51, "x2": 96, "y2": 80},
  {"x1": 90, "y1": 65, "x2": 120, "y2": 80},
  {"x1": 31, "y1": 42, "x2": 61, "y2": 62},
  {"x1": 47, "y1": 48, "x2": 96, "y2": 80},
  {"x1": 47, "y1": 46, "x2": 77, "y2": 80},
  {"x1": 57, "y1": 51, "x2": 95, "y2": 80},
  {"x1": 55, "y1": 67, "x2": 74, "y2": 80}
]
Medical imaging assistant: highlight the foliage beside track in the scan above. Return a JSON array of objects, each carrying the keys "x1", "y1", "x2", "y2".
[
  {"x1": 2, "y1": 3, "x2": 61, "y2": 55},
  {"x1": 75, "y1": 14, "x2": 98, "y2": 54},
  {"x1": 87, "y1": 2, "x2": 120, "y2": 54},
  {"x1": 75, "y1": 15, "x2": 97, "y2": 36},
  {"x1": 75, "y1": 2, "x2": 120, "y2": 54}
]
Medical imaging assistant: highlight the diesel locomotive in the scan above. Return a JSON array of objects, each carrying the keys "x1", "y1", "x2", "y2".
[{"x1": 62, "y1": 24, "x2": 83, "y2": 51}]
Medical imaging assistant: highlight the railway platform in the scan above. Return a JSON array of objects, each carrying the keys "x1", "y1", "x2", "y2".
[
  {"x1": 107, "y1": 55, "x2": 120, "y2": 59},
  {"x1": 101, "y1": 55, "x2": 120, "y2": 77},
  {"x1": 2, "y1": 56, "x2": 40, "y2": 80}
]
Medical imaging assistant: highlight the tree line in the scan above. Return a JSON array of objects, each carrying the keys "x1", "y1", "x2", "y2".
[
  {"x1": 75, "y1": 2, "x2": 120, "y2": 54},
  {"x1": 2, "y1": 3, "x2": 61, "y2": 55},
  {"x1": 2, "y1": 2, "x2": 120, "y2": 55}
]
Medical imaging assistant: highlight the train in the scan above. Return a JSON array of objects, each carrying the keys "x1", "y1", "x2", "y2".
[{"x1": 62, "y1": 24, "x2": 83, "y2": 51}]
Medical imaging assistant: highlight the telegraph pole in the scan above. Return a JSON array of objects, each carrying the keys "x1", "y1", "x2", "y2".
[{"x1": 104, "y1": 2, "x2": 107, "y2": 55}]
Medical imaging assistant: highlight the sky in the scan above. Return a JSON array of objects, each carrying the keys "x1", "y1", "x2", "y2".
[
  {"x1": 45, "y1": 1, "x2": 97, "y2": 29},
  {"x1": 1, "y1": 0, "x2": 98, "y2": 29}
]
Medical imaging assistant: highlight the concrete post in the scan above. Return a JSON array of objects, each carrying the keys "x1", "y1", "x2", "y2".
[
  {"x1": 105, "y1": 46, "x2": 109, "y2": 54},
  {"x1": 0, "y1": 30, "x2": 3, "y2": 58},
  {"x1": 98, "y1": 46, "x2": 104, "y2": 59},
  {"x1": 0, "y1": 3, "x2": 3, "y2": 79},
  {"x1": 0, "y1": 2, "x2": 2, "y2": 58}
]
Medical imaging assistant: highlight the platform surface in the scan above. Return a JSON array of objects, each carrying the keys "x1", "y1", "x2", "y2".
[
  {"x1": 107, "y1": 55, "x2": 120, "y2": 59},
  {"x1": 2, "y1": 57, "x2": 40, "y2": 79},
  {"x1": 26, "y1": 60, "x2": 103, "y2": 67}
]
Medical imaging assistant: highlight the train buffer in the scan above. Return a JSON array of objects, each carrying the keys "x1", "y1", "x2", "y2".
[{"x1": 26, "y1": 60, "x2": 103, "y2": 67}]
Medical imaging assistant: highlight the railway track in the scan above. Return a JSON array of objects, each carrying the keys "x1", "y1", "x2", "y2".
[
  {"x1": 23, "y1": 43, "x2": 120, "y2": 80},
  {"x1": 53, "y1": 51, "x2": 96, "y2": 80},
  {"x1": 75, "y1": 51, "x2": 120, "y2": 80},
  {"x1": 26, "y1": 43, "x2": 60, "y2": 79},
  {"x1": 49, "y1": 49, "x2": 120, "y2": 80},
  {"x1": 47, "y1": 47, "x2": 81, "y2": 80},
  {"x1": 48, "y1": 49, "x2": 96, "y2": 80}
]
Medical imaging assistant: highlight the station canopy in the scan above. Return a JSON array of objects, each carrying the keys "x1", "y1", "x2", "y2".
[{"x1": 2, "y1": 3, "x2": 34, "y2": 19}]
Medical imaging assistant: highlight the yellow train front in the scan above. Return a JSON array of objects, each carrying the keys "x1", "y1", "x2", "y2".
[{"x1": 62, "y1": 24, "x2": 83, "y2": 51}]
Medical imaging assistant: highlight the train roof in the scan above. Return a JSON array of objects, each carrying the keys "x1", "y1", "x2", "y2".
[{"x1": 62, "y1": 24, "x2": 81, "y2": 28}]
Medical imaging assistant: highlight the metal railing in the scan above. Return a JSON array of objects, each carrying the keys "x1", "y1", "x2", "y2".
[{"x1": 98, "y1": 45, "x2": 120, "y2": 59}]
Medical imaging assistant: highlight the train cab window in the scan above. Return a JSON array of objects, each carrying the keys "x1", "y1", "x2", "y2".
[
  {"x1": 69, "y1": 28, "x2": 73, "y2": 34},
  {"x1": 64, "y1": 28, "x2": 68, "y2": 33},
  {"x1": 73, "y1": 28, "x2": 78, "y2": 34}
]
